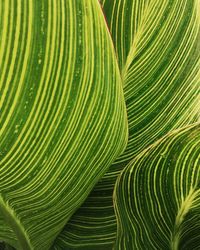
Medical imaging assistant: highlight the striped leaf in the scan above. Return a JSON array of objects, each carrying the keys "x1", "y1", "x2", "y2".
[
  {"x1": 54, "y1": 0, "x2": 200, "y2": 248},
  {"x1": 0, "y1": 1, "x2": 128, "y2": 249},
  {"x1": 114, "y1": 123, "x2": 200, "y2": 249}
]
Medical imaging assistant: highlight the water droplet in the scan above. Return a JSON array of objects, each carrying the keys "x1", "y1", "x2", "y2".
[
  {"x1": 14, "y1": 124, "x2": 20, "y2": 134},
  {"x1": 38, "y1": 59, "x2": 42, "y2": 64}
]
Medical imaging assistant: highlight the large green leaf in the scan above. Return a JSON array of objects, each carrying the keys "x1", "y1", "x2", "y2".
[
  {"x1": 0, "y1": 1, "x2": 128, "y2": 249},
  {"x1": 54, "y1": 0, "x2": 200, "y2": 248},
  {"x1": 114, "y1": 123, "x2": 200, "y2": 249}
]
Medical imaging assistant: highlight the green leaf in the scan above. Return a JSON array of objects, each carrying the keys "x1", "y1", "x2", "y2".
[
  {"x1": 0, "y1": 1, "x2": 128, "y2": 249},
  {"x1": 54, "y1": 0, "x2": 200, "y2": 248},
  {"x1": 0, "y1": 216, "x2": 17, "y2": 249},
  {"x1": 114, "y1": 123, "x2": 200, "y2": 249}
]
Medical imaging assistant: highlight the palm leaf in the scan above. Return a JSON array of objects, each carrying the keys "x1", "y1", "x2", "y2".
[
  {"x1": 0, "y1": 1, "x2": 128, "y2": 249},
  {"x1": 114, "y1": 123, "x2": 200, "y2": 249},
  {"x1": 54, "y1": 0, "x2": 200, "y2": 248}
]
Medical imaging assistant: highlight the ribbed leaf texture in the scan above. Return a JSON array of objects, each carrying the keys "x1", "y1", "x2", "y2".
[
  {"x1": 0, "y1": 1, "x2": 128, "y2": 249},
  {"x1": 114, "y1": 123, "x2": 200, "y2": 249},
  {"x1": 54, "y1": 0, "x2": 200, "y2": 248},
  {"x1": 0, "y1": 0, "x2": 200, "y2": 249}
]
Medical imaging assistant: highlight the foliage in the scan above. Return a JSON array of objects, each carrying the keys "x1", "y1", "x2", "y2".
[{"x1": 0, "y1": 0, "x2": 199, "y2": 249}]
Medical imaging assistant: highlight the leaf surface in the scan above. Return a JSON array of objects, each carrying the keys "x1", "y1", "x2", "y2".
[
  {"x1": 114, "y1": 123, "x2": 200, "y2": 249},
  {"x1": 54, "y1": 0, "x2": 200, "y2": 248},
  {"x1": 0, "y1": 1, "x2": 128, "y2": 249}
]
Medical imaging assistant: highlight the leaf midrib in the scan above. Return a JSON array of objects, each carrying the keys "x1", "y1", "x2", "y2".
[
  {"x1": 121, "y1": 1, "x2": 153, "y2": 82},
  {"x1": 0, "y1": 196, "x2": 32, "y2": 250},
  {"x1": 171, "y1": 188, "x2": 200, "y2": 250}
]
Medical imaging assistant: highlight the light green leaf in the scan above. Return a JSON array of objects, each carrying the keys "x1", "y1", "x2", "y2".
[
  {"x1": 114, "y1": 123, "x2": 200, "y2": 249},
  {"x1": 0, "y1": 1, "x2": 128, "y2": 249},
  {"x1": 54, "y1": 0, "x2": 200, "y2": 248}
]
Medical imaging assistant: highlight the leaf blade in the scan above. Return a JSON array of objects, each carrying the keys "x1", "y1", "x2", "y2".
[
  {"x1": 55, "y1": 0, "x2": 200, "y2": 248},
  {"x1": 114, "y1": 123, "x2": 200, "y2": 249},
  {"x1": 0, "y1": 1, "x2": 128, "y2": 249}
]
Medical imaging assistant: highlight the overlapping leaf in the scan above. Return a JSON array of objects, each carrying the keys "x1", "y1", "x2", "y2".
[
  {"x1": 54, "y1": 0, "x2": 200, "y2": 248},
  {"x1": 0, "y1": 1, "x2": 128, "y2": 249},
  {"x1": 114, "y1": 123, "x2": 200, "y2": 249}
]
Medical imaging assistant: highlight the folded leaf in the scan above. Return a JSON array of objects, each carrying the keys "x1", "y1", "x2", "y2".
[
  {"x1": 54, "y1": 0, "x2": 200, "y2": 248},
  {"x1": 114, "y1": 123, "x2": 200, "y2": 249},
  {"x1": 0, "y1": 1, "x2": 128, "y2": 249}
]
